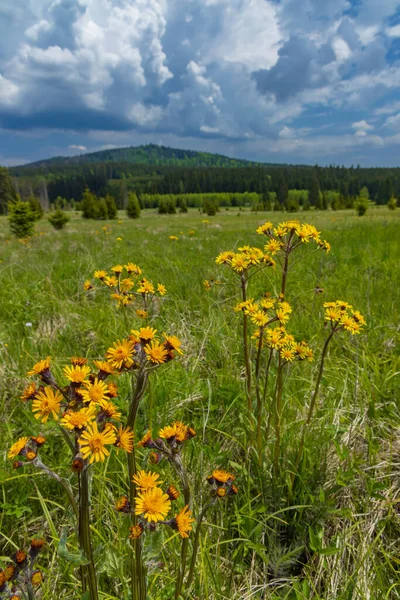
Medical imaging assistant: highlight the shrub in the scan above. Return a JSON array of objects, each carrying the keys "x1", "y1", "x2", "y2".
[
  {"x1": 356, "y1": 197, "x2": 368, "y2": 216},
  {"x1": 127, "y1": 192, "x2": 141, "y2": 218},
  {"x1": 8, "y1": 200, "x2": 35, "y2": 238},
  {"x1": 48, "y1": 208, "x2": 70, "y2": 230},
  {"x1": 81, "y1": 188, "x2": 98, "y2": 219},
  {"x1": 28, "y1": 195, "x2": 43, "y2": 220},
  {"x1": 105, "y1": 194, "x2": 117, "y2": 219},
  {"x1": 97, "y1": 198, "x2": 109, "y2": 220},
  {"x1": 387, "y1": 196, "x2": 397, "y2": 210},
  {"x1": 203, "y1": 198, "x2": 218, "y2": 216}
]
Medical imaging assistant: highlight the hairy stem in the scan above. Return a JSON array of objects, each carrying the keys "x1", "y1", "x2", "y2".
[
  {"x1": 173, "y1": 455, "x2": 191, "y2": 599},
  {"x1": 273, "y1": 358, "x2": 283, "y2": 476},
  {"x1": 292, "y1": 329, "x2": 336, "y2": 481},
  {"x1": 254, "y1": 329, "x2": 264, "y2": 462},
  {"x1": 185, "y1": 499, "x2": 215, "y2": 591},
  {"x1": 79, "y1": 468, "x2": 98, "y2": 600},
  {"x1": 126, "y1": 369, "x2": 149, "y2": 600},
  {"x1": 240, "y1": 274, "x2": 252, "y2": 414}
]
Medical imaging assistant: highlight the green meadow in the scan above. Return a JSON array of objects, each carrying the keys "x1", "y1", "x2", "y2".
[{"x1": 1, "y1": 206, "x2": 399, "y2": 599}]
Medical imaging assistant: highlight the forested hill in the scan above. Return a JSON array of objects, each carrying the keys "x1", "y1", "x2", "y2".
[{"x1": 16, "y1": 144, "x2": 259, "y2": 170}]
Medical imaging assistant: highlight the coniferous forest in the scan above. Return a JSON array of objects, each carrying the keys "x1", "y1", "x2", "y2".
[{"x1": 1, "y1": 144, "x2": 399, "y2": 214}]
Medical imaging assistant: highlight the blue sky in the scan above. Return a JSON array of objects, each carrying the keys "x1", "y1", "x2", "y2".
[{"x1": 1, "y1": 0, "x2": 400, "y2": 167}]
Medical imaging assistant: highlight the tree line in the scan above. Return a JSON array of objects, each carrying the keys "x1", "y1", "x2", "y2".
[{"x1": 1, "y1": 160, "x2": 399, "y2": 216}]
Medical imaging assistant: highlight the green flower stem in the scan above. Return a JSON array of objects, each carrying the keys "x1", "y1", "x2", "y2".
[
  {"x1": 172, "y1": 455, "x2": 191, "y2": 600},
  {"x1": 254, "y1": 329, "x2": 264, "y2": 461},
  {"x1": 79, "y1": 468, "x2": 98, "y2": 600},
  {"x1": 273, "y1": 357, "x2": 283, "y2": 476},
  {"x1": 292, "y1": 328, "x2": 336, "y2": 483},
  {"x1": 185, "y1": 499, "x2": 215, "y2": 591},
  {"x1": 240, "y1": 274, "x2": 252, "y2": 414},
  {"x1": 126, "y1": 369, "x2": 149, "y2": 600},
  {"x1": 26, "y1": 580, "x2": 35, "y2": 600}
]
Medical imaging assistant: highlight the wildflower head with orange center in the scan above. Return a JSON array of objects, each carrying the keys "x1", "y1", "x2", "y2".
[
  {"x1": 137, "y1": 278, "x2": 155, "y2": 294},
  {"x1": 32, "y1": 387, "x2": 62, "y2": 423},
  {"x1": 111, "y1": 264, "x2": 123, "y2": 274},
  {"x1": 93, "y1": 360, "x2": 116, "y2": 379},
  {"x1": 61, "y1": 405, "x2": 96, "y2": 431},
  {"x1": 137, "y1": 430, "x2": 154, "y2": 448},
  {"x1": 64, "y1": 364, "x2": 91, "y2": 384},
  {"x1": 131, "y1": 327, "x2": 157, "y2": 343},
  {"x1": 133, "y1": 469, "x2": 163, "y2": 491},
  {"x1": 135, "y1": 487, "x2": 171, "y2": 522},
  {"x1": 125, "y1": 262, "x2": 142, "y2": 275},
  {"x1": 106, "y1": 339, "x2": 135, "y2": 370},
  {"x1": 207, "y1": 470, "x2": 235, "y2": 485},
  {"x1": 81, "y1": 378, "x2": 109, "y2": 405},
  {"x1": 8, "y1": 437, "x2": 30, "y2": 459},
  {"x1": 170, "y1": 505, "x2": 194, "y2": 538},
  {"x1": 94, "y1": 270, "x2": 107, "y2": 280},
  {"x1": 115, "y1": 425, "x2": 134, "y2": 453},
  {"x1": 115, "y1": 496, "x2": 131, "y2": 513},
  {"x1": 129, "y1": 524, "x2": 144, "y2": 539},
  {"x1": 159, "y1": 421, "x2": 195, "y2": 444},
  {"x1": 27, "y1": 356, "x2": 51, "y2": 377},
  {"x1": 166, "y1": 485, "x2": 180, "y2": 500},
  {"x1": 71, "y1": 356, "x2": 88, "y2": 366},
  {"x1": 98, "y1": 400, "x2": 122, "y2": 421},
  {"x1": 20, "y1": 382, "x2": 37, "y2": 402},
  {"x1": 144, "y1": 341, "x2": 168, "y2": 364},
  {"x1": 163, "y1": 334, "x2": 183, "y2": 355},
  {"x1": 79, "y1": 422, "x2": 117, "y2": 464}
]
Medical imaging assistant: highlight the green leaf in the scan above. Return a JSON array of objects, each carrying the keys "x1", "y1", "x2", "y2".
[{"x1": 58, "y1": 530, "x2": 89, "y2": 566}]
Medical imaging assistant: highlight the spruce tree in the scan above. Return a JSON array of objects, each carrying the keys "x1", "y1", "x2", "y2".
[
  {"x1": 105, "y1": 194, "x2": 117, "y2": 219},
  {"x1": 81, "y1": 188, "x2": 98, "y2": 219},
  {"x1": 0, "y1": 167, "x2": 17, "y2": 215},
  {"x1": 127, "y1": 192, "x2": 141, "y2": 219},
  {"x1": 28, "y1": 195, "x2": 43, "y2": 220},
  {"x1": 98, "y1": 198, "x2": 109, "y2": 220},
  {"x1": 308, "y1": 174, "x2": 320, "y2": 207},
  {"x1": 8, "y1": 200, "x2": 36, "y2": 238}
]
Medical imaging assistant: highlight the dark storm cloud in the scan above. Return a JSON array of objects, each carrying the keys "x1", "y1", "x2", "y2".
[{"x1": 0, "y1": 0, "x2": 400, "y2": 165}]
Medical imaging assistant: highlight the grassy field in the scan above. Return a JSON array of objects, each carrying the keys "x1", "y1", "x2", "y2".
[{"x1": 0, "y1": 207, "x2": 399, "y2": 599}]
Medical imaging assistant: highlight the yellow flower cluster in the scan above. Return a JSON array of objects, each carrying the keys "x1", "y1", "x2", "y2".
[
  {"x1": 206, "y1": 469, "x2": 238, "y2": 497},
  {"x1": 119, "y1": 468, "x2": 194, "y2": 538},
  {"x1": 11, "y1": 356, "x2": 134, "y2": 466},
  {"x1": 216, "y1": 246, "x2": 276, "y2": 274},
  {"x1": 85, "y1": 263, "x2": 167, "y2": 309},
  {"x1": 256, "y1": 220, "x2": 331, "y2": 253},
  {"x1": 106, "y1": 329, "x2": 183, "y2": 371},
  {"x1": 324, "y1": 301, "x2": 366, "y2": 334}
]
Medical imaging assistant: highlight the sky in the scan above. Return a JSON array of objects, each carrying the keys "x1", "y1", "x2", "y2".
[{"x1": 1, "y1": 0, "x2": 400, "y2": 167}]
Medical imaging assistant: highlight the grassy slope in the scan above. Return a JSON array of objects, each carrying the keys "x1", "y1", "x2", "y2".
[{"x1": 0, "y1": 207, "x2": 399, "y2": 599}]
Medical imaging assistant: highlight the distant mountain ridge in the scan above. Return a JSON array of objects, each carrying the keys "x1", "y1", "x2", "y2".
[{"x1": 20, "y1": 144, "x2": 261, "y2": 169}]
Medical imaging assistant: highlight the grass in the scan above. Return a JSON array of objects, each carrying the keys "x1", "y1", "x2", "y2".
[{"x1": 0, "y1": 206, "x2": 399, "y2": 599}]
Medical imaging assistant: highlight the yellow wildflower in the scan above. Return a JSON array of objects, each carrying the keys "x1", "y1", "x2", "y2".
[
  {"x1": 79, "y1": 422, "x2": 117, "y2": 464},
  {"x1": 32, "y1": 387, "x2": 62, "y2": 423},
  {"x1": 135, "y1": 488, "x2": 171, "y2": 522}
]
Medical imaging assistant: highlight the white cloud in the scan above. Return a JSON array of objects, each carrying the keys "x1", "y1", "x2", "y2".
[
  {"x1": 352, "y1": 120, "x2": 374, "y2": 131},
  {"x1": 0, "y1": 0, "x2": 399, "y2": 165},
  {"x1": 332, "y1": 37, "x2": 352, "y2": 61},
  {"x1": 384, "y1": 113, "x2": 400, "y2": 129},
  {"x1": 68, "y1": 144, "x2": 87, "y2": 152},
  {"x1": 386, "y1": 24, "x2": 400, "y2": 38}
]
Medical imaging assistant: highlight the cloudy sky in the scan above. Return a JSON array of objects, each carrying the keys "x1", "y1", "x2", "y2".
[{"x1": 1, "y1": 0, "x2": 400, "y2": 167}]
